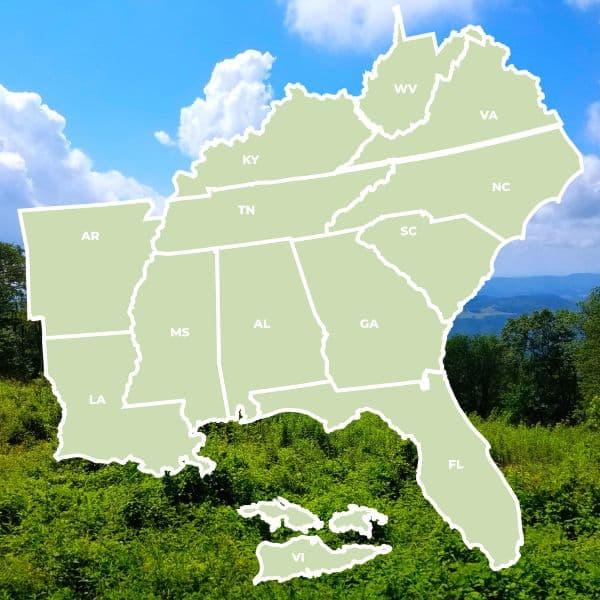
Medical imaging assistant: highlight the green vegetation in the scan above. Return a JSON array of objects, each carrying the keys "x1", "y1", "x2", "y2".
[
  {"x1": 446, "y1": 308, "x2": 594, "y2": 427},
  {"x1": 0, "y1": 243, "x2": 41, "y2": 380},
  {"x1": 1, "y1": 241, "x2": 599, "y2": 597},
  {"x1": 0, "y1": 380, "x2": 598, "y2": 598}
]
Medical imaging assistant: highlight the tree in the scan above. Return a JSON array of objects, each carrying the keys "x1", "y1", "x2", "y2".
[
  {"x1": 501, "y1": 309, "x2": 580, "y2": 425},
  {"x1": 0, "y1": 242, "x2": 42, "y2": 380},
  {"x1": 0, "y1": 243, "x2": 27, "y2": 317},
  {"x1": 576, "y1": 287, "x2": 600, "y2": 401},
  {"x1": 444, "y1": 334, "x2": 506, "y2": 418}
]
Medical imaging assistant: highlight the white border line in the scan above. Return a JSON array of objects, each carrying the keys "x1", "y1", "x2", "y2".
[
  {"x1": 171, "y1": 122, "x2": 561, "y2": 204},
  {"x1": 355, "y1": 209, "x2": 506, "y2": 321},
  {"x1": 243, "y1": 124, "x2": 584, "y2": 571},
  {"x1": 352, "y1": 5, "x2": 473, "y2": 141},
  {"x1": 17, "y1": 3, "x2": 585, "y2": 574},
  {"x1": 214, "y1": 249, "x2": 231, "y2": 419},
  {"x1": 349, "y1": 4, "x2": 560, "y2": 161},
  {"x1": 238, "y1": 496, "x2": 324, "y2": 535},
  {"x1": 154, "y1": 125, "x2": 558, "y2": 261},
  {"x1": 289, "y1": 241, "x2": 336, "y2": 388},
  {"x1": 45, "y1": 330, "x2": 131, "y2": 340},
  {"x1": 328, "y1": 504, "x2": 388, "y2": 539},
  {"x1": 252, "y1": 535, "x2": 392, "y2": 585},
  {"x1": 18, "y1": 201, "x2": 218, "y2": 479},
  {"x1": 245, "y1": 372, "x2": 524, "y2": 571},
  {"x1": 355, "y1": 229, "x2": 449, "y2": 325}
]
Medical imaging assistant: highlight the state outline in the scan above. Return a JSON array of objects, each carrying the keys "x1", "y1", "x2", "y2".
[
  {"x1": 252, "y1": 534, "x2": 392, "y2": 585},
  {"x1": 173, "y1": 82, "x2": 374, "y2": 199},
  {"x1": 349, "y1": 5, "x2": 560, "y2": 162},
  {"x1": 352, "y1": 5, "x2": 475, "y2": 141},
  {"x1": 17, "y1": 3, "x2": 585, "y2": 573},
  {"x1": 354, "y1": 209, "x2": 507, "y2": 322},
  {"x1": 239, "y1": 128, "x2": 583, "y2": 571},
  {"x1": 244, "y1": 370, "x2": 522, "y2": 571},
  {"x1": 170, "y1": 122, "x2": 562, "y2": 204},
  {"x1": 237, "y1": 496, "x2": 325, "y2": 535},
  {"x1": 328, "y1": 504, "x2": 389, "y2": 539}
]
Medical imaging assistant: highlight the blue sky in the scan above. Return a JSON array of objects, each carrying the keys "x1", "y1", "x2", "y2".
[{"x1": 1, "y1": 0, "x2": 599, "y2": 275}]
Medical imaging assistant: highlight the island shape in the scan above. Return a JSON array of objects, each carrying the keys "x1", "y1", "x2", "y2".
[
  {"x1": 238, "y1": 497, "x2": 324, "y2": 534},
  {"x1": 328, "y1": 504, "x2": 388, "y2": 539},
  {"x1": 19, "y1": 4, "x2": 583, "y2": 575},
  {"x1": 253, "y1": 535, "x2": 392, "y2": 585}
]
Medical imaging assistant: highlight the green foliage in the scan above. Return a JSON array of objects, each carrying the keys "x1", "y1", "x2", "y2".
[
  {"x1": 581, "y1": 395, "x2": 600, "y2": 431},
  {"x1": 0, "y1": 379, "x2": 60, "y2": 448},
  {"x1": 444, "y1": 334, "x2": 506, "y2": 418},
  {"x1": 501, "y1": 309, "x2": 581, "y2": 425},
  {"x1": 0, "y1": 243, "x2": 26, "y2": 315},
  {"x1": 0, "y1": 380, "x2": 599, "y2": 599},
  {"x1": 576, "y1": 288, "x2": 600, "y2": 412},
  {"x1": 0, "y1": 242, "x2": 42, "y2": 380},
  {"x1": 446, "y1": 308, "x2": 584, "y2": 425},
  {"x1": 1, "y1": 245, "x2": 599, "y2": 595}
]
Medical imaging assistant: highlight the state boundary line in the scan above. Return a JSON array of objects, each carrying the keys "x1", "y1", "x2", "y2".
[
  {"x1": 172, "y1": 122, "x2": 562, "y2": 203},
  {"x1": 154, "y1": 213, "x2": 505, "y2": 259},
  {"x1": 19, "y1": 3, "x2": 585, "y2": 573},
  {"x1": 45, "y1": 330, "x2": 131, "y2": 341},
  {"x1": 289, "y1": 240, "x2": 335, "y2": 387},
  {"x1": 214, "y1": 249, "x2": 230, "y2": 420}
]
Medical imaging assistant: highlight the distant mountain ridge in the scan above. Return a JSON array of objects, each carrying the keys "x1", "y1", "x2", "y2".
[
  {"x1": 477, "y1": 273, "x2": 600, "y2": 301},
  {"x1": 451, "y1": 274, "x2": 600, "y2": 336}
]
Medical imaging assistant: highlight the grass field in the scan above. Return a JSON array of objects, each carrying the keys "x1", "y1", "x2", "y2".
[{"x1": 1, "y1": 379, "x2": 599, "y2": 599}]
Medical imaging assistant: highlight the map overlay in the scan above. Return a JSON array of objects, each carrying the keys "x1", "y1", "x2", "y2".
[{"x1": 19, "y1": 7, "x2": 583, "y2": 575}]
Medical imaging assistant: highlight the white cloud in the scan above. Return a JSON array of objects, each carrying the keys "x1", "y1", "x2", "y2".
[
  {"x1": 155, "y1": 50, "x2": 275, "y2": 159},
  {"x1": 0, "y1": 84, "x2": 158, "y2": 242},
  {"x1": 587, "y1": 101, "x2": 600, "y2": 144},
  {"x1": 533, "y1": 154, "x2": 600, "y2": 228},
  {"x1": 154, "y1": 130, "x2": 174, "y2": 146},
  {"x1": 282, "y1": 0, "x2": 476, "y2": 50},
  {"x1": 566, "y1": 0, "x2": 600, "y2": 9},
  {"x1": 495, "y1": 154, "x2": 600, "y2": 275}
]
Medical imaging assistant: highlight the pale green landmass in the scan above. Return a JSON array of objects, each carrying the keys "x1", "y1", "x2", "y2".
[
  {"x1": 253, "y1": 535, "x2": 391, "y2": 584},
  {"x1": 20, "y1": 202, "x2": 156, "y2": 335},
  {"x1": 333, "y1": 130, "x2": 580, "y2": 239},
  {"x1": 360, "y1": 32, "x2": 439, "y2": 134},
  {"x1": 46, "y1": 335, "x2": 211, "y2": 476},
  {"x1": 434, "y1": 33, "x2": 469, "y2": 78},
  {"x1": 250, "y1": 374, "x2": 522, "y2": 569},
  {"x1": 220, "y1": 242, "x2": 325, "y2": 418},
  {"x1": 238, "y1": 497, "x2": 324, "y2": 534},
  {"x1": 19, "y1": 8, "x2": 584, "y2": 576},
  {"x1": 296, "y1": 233, "x2": 444, "y2": 387},
  {"x1": 359, "y1": 215, "x2": 500, "y2": 319},
  {"x1": 356, "y1": 37, "x2": 558, "y2": 164},
  {"x1": 127, "y1": 254, "x2": 225, "y2": 425},
  {"x1": 462, "y1": 26, "x2": 485, "y2": 43},
  {"x1": 158, "y1": 168, "x2": 388, "y2": 252},
  {"x1": 176, "y1": 86, "x2": 370, "y2": 196},
  {"x1": 328, "y1": 504, "x2": 388, "y2": 539},
  {"x1": 360, "y1": 22, "x2": 466, "y2": 135}
]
